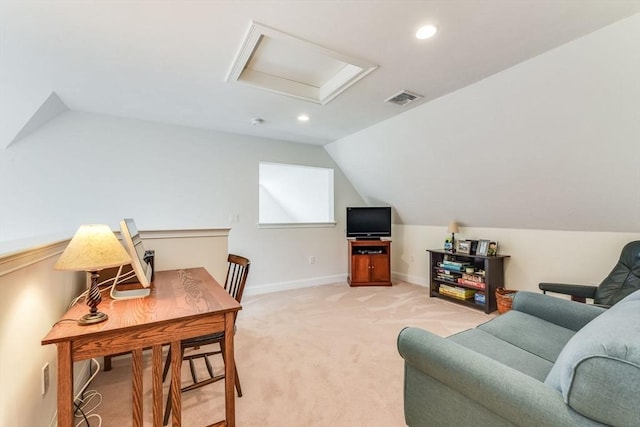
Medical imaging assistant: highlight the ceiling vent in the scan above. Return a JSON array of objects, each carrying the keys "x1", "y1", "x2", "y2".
[
  {"x1": 384, "y1": 90, "x2": 423, "y2": 106},
  {"x1": 227, "y1": 22, "x2": 378, "y2": 105}
]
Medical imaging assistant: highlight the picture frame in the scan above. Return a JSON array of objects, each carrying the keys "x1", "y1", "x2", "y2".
[
  {"x1": 476, "y1": 239, "x2": 490, "y2": 256},
  {"x1": 456, "y1": 240, "x2": 471, "y2": 254},
  {"x1": 487, "y1": 241, "x2": 499, "y2": 256}
]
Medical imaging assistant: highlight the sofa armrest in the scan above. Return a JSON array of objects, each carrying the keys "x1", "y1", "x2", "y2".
[
  {"x1": 397, "y1": 327, "x2": 603, "y2": 427},
  {"x1": 539, "y1": 282, "x2": 597, "y2": 300},
  {"x1": 512, "y1": 291, "x2": 605, "y2": 331}
]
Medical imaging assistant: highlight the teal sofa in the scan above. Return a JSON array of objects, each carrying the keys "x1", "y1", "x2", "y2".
[{"x1": 397, "y1": 290, "x2": 640, "y2": 427}]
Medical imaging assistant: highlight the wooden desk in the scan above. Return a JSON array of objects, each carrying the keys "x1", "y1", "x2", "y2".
[{"x1": 42, "y1": 267, "x2": 241, "y2": 427}]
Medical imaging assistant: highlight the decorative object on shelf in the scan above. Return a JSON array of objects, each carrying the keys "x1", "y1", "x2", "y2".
[
  {"x1": 476, "y1": 239, "x2": 490, "y2": 256},
  {"x1": 456, "y1": 240, "x2": 471, "y2": 254},
  {"x1": 54, "y1": 224, "x2": 132, "y2": 325},
  {"x1": 495, "y1": 287, "x2": 517, "y2": 314},
  {"x1": 448, "y1": 221, "x2": 459, "y2": 252},
  {"x1": 465, "y1": 266, "x2": 475, "y2": 274},
  {"x1": 488, "y1": 241, "x2": 499, "y2": 256},
  {"x1": 444, "y1": 237, "x2": 453, "y2": 251}
]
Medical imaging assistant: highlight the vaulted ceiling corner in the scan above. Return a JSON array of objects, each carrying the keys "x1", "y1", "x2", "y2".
[{"x1": 5, "y1": 91, "x2": 69, "y2": 149}]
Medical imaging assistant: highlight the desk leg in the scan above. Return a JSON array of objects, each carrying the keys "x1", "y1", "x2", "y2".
[
  {"x1": 170, "y1": 340, "x2": 182, "y2": 427},
  {"x1": 224, "y1": 312, "x2": 236, "y2": 427},
  {"x1": 132, "y1": 348, "x2": 143, "y2": 427},
  {"x1": 57, "y1": 342, "x2": 73, "y2": 427},
  {"x1": 152, "y1": 344, "x2": 164, "y2": 427}
]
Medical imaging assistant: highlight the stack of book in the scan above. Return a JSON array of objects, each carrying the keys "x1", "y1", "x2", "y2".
[
  {"x1": 435, "y1": 268, "x2": 461, "y2": 284},
  {"x1": 457, "y1": 272, "x2": 486, "y2": 290},
  {"x1": 438, "y1": 259, "x2": 471, "y2": 272},
  {"x1": 439, "y1": 284, "x2": 476, "y2": 300}
]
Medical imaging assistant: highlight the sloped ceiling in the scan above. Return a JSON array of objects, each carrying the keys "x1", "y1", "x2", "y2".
[
  {"x1": 1, "y1": 1, "x2": 639, "y2": 233},
  {"x1": 326, "y1": 14, "x2": 640, "y2": 233},
  {"x1": 1, "y1": 1, "x2": 639, "y2": 147}
]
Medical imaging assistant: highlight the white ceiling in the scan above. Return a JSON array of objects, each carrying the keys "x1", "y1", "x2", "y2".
[{"x1": 1, "y1": 0, "x2": 639, "y2": 146}]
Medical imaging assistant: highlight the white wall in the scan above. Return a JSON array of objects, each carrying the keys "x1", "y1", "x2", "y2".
[
  {"x1": 0, "y1": 228, "x2": 229, "y2": 427},
  {"x1": 0, "y1": 241, "x2": 85, "y2": 427},
  {"x1": 391, "y1": 224, "x2": 640, "y2": 295},
  {"x1": 0, "y1": 112, "x2": 365, "y2": 292},
  {"x1": 325, "y1": 14, "x2": 640, "y2": 233}
]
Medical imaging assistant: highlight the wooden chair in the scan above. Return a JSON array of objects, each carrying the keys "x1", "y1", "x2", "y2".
[{"x1": 162, "y1": 254, "x2": 250, "y2": 425}]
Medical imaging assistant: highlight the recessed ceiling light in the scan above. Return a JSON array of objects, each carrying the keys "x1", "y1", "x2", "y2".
[
  {"x1": 416, "y1": 25, "x2": 437, "y2": 40},
  {"x1": 297, "y1": 114, "x2": 310, "y2": 122}
]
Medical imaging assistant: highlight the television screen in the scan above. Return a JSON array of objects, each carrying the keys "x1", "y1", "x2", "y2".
[{"x1": 346, "y1": 207, "x2": 391, "y2": 239}]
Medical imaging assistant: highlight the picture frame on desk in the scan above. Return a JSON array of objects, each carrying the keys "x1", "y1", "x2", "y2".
[
  {"x1": 476, "y1": 240, "x2": 490, "y2": 256},
  {"x1": 456, "y1": 240, "x2": 471, "y2": 254}
]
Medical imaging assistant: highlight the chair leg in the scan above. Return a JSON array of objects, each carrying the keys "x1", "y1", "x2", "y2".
[
  {"x1": 163, "y1": 386, "x2": 171, "y2": 427},
  {"x1": 234, "y1": 365, "x2": 242, "y2": 398},
  {"x1": 220, "y1": 341, "x2": 242, "y2": 397},
  {"x1": 162, "y1": 348, "x2": 171, "y2": 382},
  {"x1": 163, "y1": 346, "x2": 185, "y2": 426}
]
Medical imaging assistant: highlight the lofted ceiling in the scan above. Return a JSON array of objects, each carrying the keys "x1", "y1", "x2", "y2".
[{"x1": 1, "y1": 1, "x2": 639, "y2": 148}]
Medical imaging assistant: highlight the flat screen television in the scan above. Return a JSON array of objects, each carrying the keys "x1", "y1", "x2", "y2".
[
  {"x1": 346, "y1": 207, "x2": 392, "y2": 240},
  {"x1": 110, "y1": 218, "x2": 153, "y2": 300}
]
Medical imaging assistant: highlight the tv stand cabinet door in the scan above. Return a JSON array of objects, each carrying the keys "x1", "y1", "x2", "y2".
[
  {"x1": 369, "y1": 254, "x2": 390, "y2": 283},
  {"x1": 350, "y1": 255, "x2": 371, "y2": 284}
]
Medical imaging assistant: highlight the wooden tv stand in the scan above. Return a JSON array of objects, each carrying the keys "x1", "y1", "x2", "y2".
[{"x1": 348, "y1": 239, "x2": 392, "y2": 286}]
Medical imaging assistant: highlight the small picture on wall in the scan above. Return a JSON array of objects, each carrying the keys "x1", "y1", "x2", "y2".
[
  {"x1": 487, "y1": 241, "x2": 499, "y2": 256},
  {"x1": 476, "y1": 240, "x2": 490, "y2": 256},
  {"x1": 457, "y1": 240, "x2": 471, "y2": 254}
]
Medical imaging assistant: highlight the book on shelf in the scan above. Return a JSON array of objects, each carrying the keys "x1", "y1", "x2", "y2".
[
  {"x1": 457, "y1": 278, "x2": 486, "y2": 290},
  {"x1": 461, "y1": 273, "x2": 484, "y2": 283},
  {"x1": 442, "y1": 260, "x2": 471, "y2": 267},
  {"x1": 437, "y1": 262, "x2": 466, "y2": 272},
  {"x1": 439, "y1": 284, "x2": 476, "y2": 300}
]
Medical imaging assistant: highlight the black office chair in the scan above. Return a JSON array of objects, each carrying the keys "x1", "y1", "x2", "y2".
[
  {"x1": 539, "y1": 241, "x2": 640, "y2": 308},
  {"x1": 162, "y1": 254, "x2": 250, "y2": 425}
]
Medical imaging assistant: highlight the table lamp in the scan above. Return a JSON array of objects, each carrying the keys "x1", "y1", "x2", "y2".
[
  {"x1": 448, "y1": 221, "x2": 459, "y2": 253},
  {"x1": 55, "y1": 224, "x2": 132, "y2": 325}
]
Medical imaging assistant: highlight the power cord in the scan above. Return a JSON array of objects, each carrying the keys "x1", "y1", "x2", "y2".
[{"x1": 72, "y1": 358, "x2": 103, "y2": 427}]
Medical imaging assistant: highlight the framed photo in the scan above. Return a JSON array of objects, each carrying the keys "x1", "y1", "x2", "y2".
[
  {"x1": 456, "y1": 240, "x2": 471, "y2": 254},
  {"x1": 476, "y1": 240, "x2": 490, "y2": 256},
  {"x1": 487, "y1": 241, "x2": 499, "y2": 256}
]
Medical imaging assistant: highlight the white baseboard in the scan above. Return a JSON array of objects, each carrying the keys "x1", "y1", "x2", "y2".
[
  {"x1": 392, "y1": 271, "x2": 428, "y2": 287},
  {"x1": 244, "y1": 274, "x2": 347, "y2": 296},
  {"x1": 245, "y1": 272, "x2": 431, "y2": 296}
]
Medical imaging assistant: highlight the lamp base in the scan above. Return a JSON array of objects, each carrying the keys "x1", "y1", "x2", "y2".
[{"x1": 78, "y1": 311, "x2": 108, "y2": 326}]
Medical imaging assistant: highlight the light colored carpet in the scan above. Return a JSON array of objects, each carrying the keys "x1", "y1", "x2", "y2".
[{"x1": 89, "y1": 281, "x2": 493, "y2": 426}]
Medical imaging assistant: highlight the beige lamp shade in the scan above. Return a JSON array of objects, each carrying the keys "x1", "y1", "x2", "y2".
[
  {"x1": 55, "y1": 224, "x2": 132, "y2": 271},
  {"x1": 447, "y1": 221, "x2": 459, "y2": 234}
]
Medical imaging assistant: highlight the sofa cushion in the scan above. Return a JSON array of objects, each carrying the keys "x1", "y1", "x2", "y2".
[
  {"x1": 477, "y1": 310, "x2": 575, "y2": 363},
  {"x1": 544, "y1": 298, "x2": 640, "y2": 426},
  {"x1": 448, "y1": 328, "x2": 554, "y2": 381}
]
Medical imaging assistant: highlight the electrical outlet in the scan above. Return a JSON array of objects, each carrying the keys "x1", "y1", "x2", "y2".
[
  {"x1": 309, "y1": 256, "x2": 316, "y2": 265},
  {"x1": 42, "y1": 363, "x2": 50, "y2": 395}
]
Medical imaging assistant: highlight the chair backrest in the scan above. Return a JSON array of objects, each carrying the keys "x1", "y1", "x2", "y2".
[
  {"x1": 224, "y1": 254, "x2": 250, "y2": 305},
  {"x1": 594, "y1": 241, "x2": 640, "y2": 306}
]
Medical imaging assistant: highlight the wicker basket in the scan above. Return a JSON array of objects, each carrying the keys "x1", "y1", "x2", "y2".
[{"x1": 495, "y1": 288, "x2": 517, "y2": 314}]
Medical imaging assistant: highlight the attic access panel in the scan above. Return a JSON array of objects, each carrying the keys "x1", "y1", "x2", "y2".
[{"x1": 226, "y1": 22, "x2": 377, "y2": 105}]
